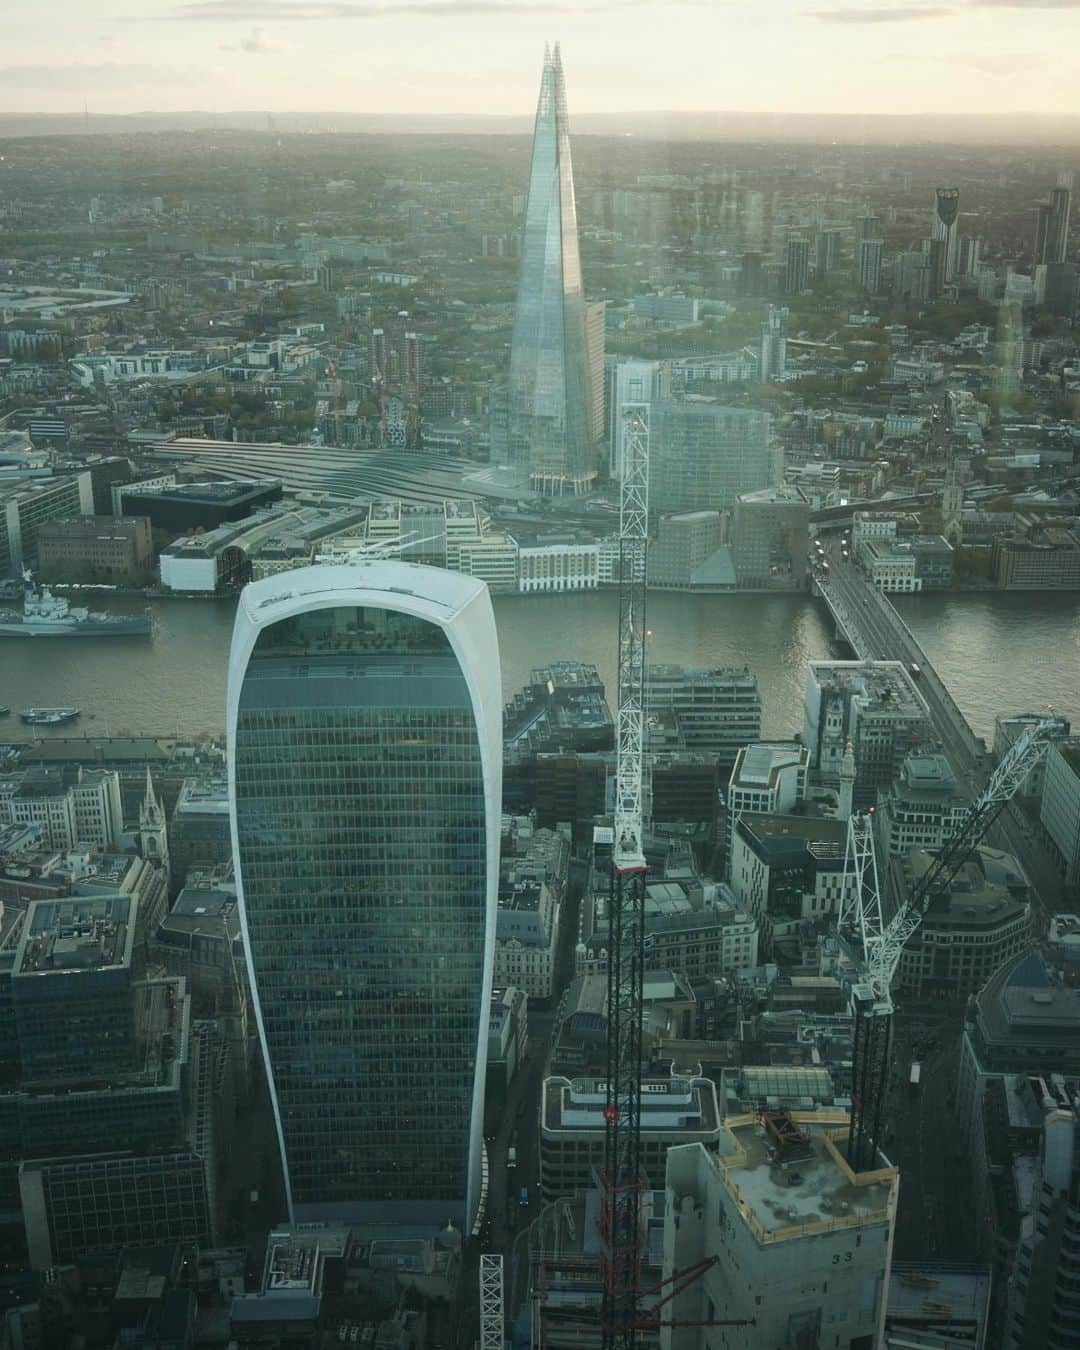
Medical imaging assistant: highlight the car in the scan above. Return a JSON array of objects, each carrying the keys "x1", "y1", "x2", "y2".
[{"x1": 788, "y1": 1172, "x2": 804, "y2": 1187}]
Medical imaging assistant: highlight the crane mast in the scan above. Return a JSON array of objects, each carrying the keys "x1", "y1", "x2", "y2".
[
  {"x1": 841, "y1": 719, "x2": 1056, "y2": 1171},
  {"x1": 600, "y1": 405, "x2": 650, "y2": 1350}
]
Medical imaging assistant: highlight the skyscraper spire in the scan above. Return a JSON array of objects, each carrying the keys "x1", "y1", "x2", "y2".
[{"x1": 497, "y1": 44, "x2": 597, "y2": 496}]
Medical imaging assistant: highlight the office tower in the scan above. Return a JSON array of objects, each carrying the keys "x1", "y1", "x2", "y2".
[
  {"x1": 803, "y1": 660, "x2": 932, "y2": 808},
  {"x1": 1046, "y1": 177, "x2": 1072, "y2": 264},
  {"x1": 604, "y1": 359, "x2": 670, "y2": 476},
  {"x1": 228, "y1": 563, "x2": 501, "y2": 1228},
  {"x1": 664, "y1": 1133, "x2": 897, "y2": 1350},
  {"x1": 650, "y1": 402, "x2": 774, "y2": 514},
  {"x1": 957, "y1": 235, "x2": 981, "y2": 278},
  {"x1": 783, "y1": 236, "x2": 810, "y2": 294},
  {"x1": 758, "y1": 305, "x2": 787, "y2": 383},
  {"x1": 503, "y1": 44, "x2": 595, "y2": 495},
  {"x1": 584, "y1": 300, "x2": 605, "y2": 446},
  {"x1": 932, "y1": 186, "x2": 960, "y2": 282},
  {"x1": 858, "y1": 212, "x2": 882, "y2": 240},
  {"x1": 740, "y1": 250, "x2": 765, "y2": 296},
  {"x1": 855, "y1": 237, "x2": 883, "y2": 294},
  {"x1": 814, "y1": 227, "x2": 842, "y2": 276},
  {"x1": 731, "y1": 485, "x2": 810, "y2": 589},
  {"x1": 925, "y1": 235, "x2": 947, "y2": 297}
]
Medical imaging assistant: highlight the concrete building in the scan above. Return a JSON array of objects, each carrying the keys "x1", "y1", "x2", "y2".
[
  {"x1": 662, "y1": 1116, "x2": 897, "y2": 1350},
  {"x1": 730, "y1": 814, "x2": 849, "y2": 957},
  {"x1": 0, "y1": 472, "x2": 94, "y2": 576},
  {"x1": 486, "y1": 986, "x2": 529, "y2": 1099},
  {"x1": 650, "y1": 402, "x2": 775, "y2": 515},
  {"x1": 5, "y1": 767, "x2": 124, "y2": 851},
  {"x1": 784, "y1": 236, "x2": 811, "y2": 294},
  {"x1": 731, "y1": 485, "x2": 810, "y2": 590},
  {"x1": 605, "y1": 358, "x2": 671, "y2": 477},
  {"x1": 495, "y1": 877, "x2": 560, "y2": 1000},
  {"x1": 649, "y1": 511, "x2": 724, "y2": 588},
  {"x1": 228, "y1": 563, "x2": 501, "y2": 1229},
  {"x1": 726, "y1": 743, "x2": 809, "y2": 858},
  {"x1": 1040, "y1": 738, "x2": 1080, "y2": 886},
  {"x1": 517, "y1": 538, "x2": 600, "y2": 592},
  {"x1": 859, "y1": 537, "x2": 923, "y2": 593},
  {"x1": 540, "y1": 1074, "x2": 721, "y2": 1202},
  {"x1": 646, "y1": 666, "x2": 762, "y2": 769},
  {"x1": 875, "y1": 748, "x2": 969, "y2": 857},
  {"x1": 994, "y1": 713, "x2": 1071, "y2": 801},
  {"x1": 119, "y1": 478, "x2": 282, "y2": 535},
  {"x1": 36, "y1": 515, "x2": 154, "y2": 585},
  {"x1": 759, "y1": 305, "x2": 788, "y2": 383},
  {"x1": 992, "y1": 529, "x2": 1080, "y2": 590},
  {"x1": 891, "y1": 846, "x2": 1031, "y2": 1000},
  {"x1": 168, "y1": 775, "x2": 231, "y2": 886},
  {"x1": 855, "y1": 237, "x2": 883, "y2": 295},
  {"x1": 803, "y1": 661, "x2": 932, "y2": 808}
]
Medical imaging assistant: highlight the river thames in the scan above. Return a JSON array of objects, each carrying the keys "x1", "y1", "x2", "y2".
[{"x1": 2, "y1": 588, "x2": 1078, "y2": 746}]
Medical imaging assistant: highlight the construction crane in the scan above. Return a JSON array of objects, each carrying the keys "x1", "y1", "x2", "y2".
[
  {"x1": 840, "y1": 718, "x2": 1058, "y2": 1172},
  {"x1": 599, "y1": 404, "x2": 650, "y2": 1350},
  {"x1": 480, "y1": 1255, "x2": 504, "y2": 1350}
]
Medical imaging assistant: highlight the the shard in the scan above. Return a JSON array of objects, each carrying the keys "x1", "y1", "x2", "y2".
[{"x1": 502, "y1": 44, "x2": 597, "y2": 495}]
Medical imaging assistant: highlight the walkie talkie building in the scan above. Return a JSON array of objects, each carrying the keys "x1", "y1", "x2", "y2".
[{"x1": 227, "y1": 563, "x2": 501, "y2": 1229}]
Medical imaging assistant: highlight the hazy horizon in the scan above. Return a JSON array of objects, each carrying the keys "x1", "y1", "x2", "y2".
[{"x1": 4, "y1": 0, "x2": 1080, "y2": 121}]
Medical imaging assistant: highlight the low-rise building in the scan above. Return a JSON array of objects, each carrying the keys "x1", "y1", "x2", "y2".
[
  {"x1": 35, "y1": 515, "x2": 154, "y2": 585},
  {"x1": 891, "y1": 845, "x2": 1031, "y2": 999},
  {"x1": 540, "y1": 1073, "x2": 721, "y2": 1202},
  {"x1": 726, "y1": 743, "x2": 809, "y2": 858},
  {"x1": 662, "y1": 1115, "x2": 897, "y2": 1350}
]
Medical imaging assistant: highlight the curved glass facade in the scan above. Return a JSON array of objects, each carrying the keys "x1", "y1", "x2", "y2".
[{"x1": 233, "y1": 602, "x2": 488, "y2": 1221}]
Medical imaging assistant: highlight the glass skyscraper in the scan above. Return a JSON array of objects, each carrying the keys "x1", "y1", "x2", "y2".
[
  {"x1": 227, "y1": 563, "x2": 501, "y2": 1228},
  {"x1": 501, "y1": 44, "x2": 596, "y2": 495}
]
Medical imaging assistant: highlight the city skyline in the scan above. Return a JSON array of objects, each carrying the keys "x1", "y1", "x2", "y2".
[{"x1": 4, "y1": 0, "x2": 1080, "y2": 118}]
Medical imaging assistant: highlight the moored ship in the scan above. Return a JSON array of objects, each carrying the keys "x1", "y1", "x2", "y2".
[
  {"x1": 0, "y1": 575, "x2": 151, "y2": 638},
  {"x1": 20, "y1": 708, "x2": 80, "y2": 726}
]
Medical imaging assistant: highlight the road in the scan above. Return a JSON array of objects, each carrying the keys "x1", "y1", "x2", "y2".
[{"x1": 816, "y1": 551, "x2": 1069, "y2": 925}]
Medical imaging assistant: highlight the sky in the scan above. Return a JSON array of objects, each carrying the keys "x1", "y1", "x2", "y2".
[{"x1": 3, "y1": 0, "x2": 1080, "y2": 118}]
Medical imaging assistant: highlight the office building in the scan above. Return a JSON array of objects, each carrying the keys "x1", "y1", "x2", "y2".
[
  {"x1": 168, "y1": 775, "x2": 231, "y2": 887},
  {"x1": 662, "y1": 1120, "x2": 897, "y2": 1350},
  {"x1": 993, "y1": 713, "x2": 1071, "y2": 800},
  {"x1": 1000, "y1": 1093, "x2": 1080, "y2": 1349},
  {"x1": 758, "y1": 305, "x2": 788, "y2": 383},
  {"x1": 855, "y1": 237, "x2": 883, "y2": 295},
  {"x1": 650, "y1": 402, "x2": 774, "y2": 515},
  {"x1": 991, "y1": 528, "x2": 1080, "y2": 589},
  {"x1": 35, "y1": 515, "x2": 154, "y2": 586},
  {"x1": 731, "y1": 485, "x2": 810, "y2": 590},
  {"x1": 1040, "y1": 738, "x2": 1080, "y2": 887},
  {"x1": 117, "y1": 479, "x2": 282, "y2": 535},
  {"x1": 803, "y1": 661, "x2": 932, "y2": 808},
  {"x1": 649, "y1": 511, "x2": 724, "y2": 588},
  {"x1": 501, "y1": 45, "x2": 595, "y2": 495},
  {"x1": 228, "y1": 562, "x2": 501, "y2": 1228},
  {"x1": 5, "y1": 767, "x2": 124, "y2": 852},
  {"x1": 726, "y1": 743, "x2": 809, "y2": 855},
  {"x1": 876, "y1": 748, "x2": 969, "y2": 857},
  {"x1": 890, "y1": 845, "x2": 1030, "y2": 999},
  {"x1": 646, "y1": 665, "x2": 762, "y2": 768},
  {"x1": 932, "y1": 186, "x2": 961, "y2": 283},
  {"x1": 540, "y1": 1074, "x2": 720, "y2": 1202},
  {"x1": 495, "y1": 869, "x2": 562, "y2": 1000},
  {"x1": 486, "y1": 986, "x2": 529, "y2": 1099},
  {"x1": 605, "y1": 358, "x2": 670, "y2": 476},
  {"x1": 0, "y1": 472, "x2": 94, "y2": 576},
  {"x1": 858, "y1": 213, "x2": 882, "y2": 240},
  {"x1": 729, "y1": 814, "x2": 849, "y2": 957}
]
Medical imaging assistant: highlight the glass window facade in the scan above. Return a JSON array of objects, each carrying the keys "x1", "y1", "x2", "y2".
[{"x1": 234, "y1": 604, "x2": 488, "y2": 1220}]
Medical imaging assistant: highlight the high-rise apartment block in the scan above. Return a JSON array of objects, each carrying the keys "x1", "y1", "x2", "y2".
[
  {"x1": 804, "y1": 661, "x2": 932, "y2": 808},
  {"x1": 759, "y1": 305, "x2": 788, "y2": 383},
  {"x1": 784, "y1": 236, "x2": 811, "y2": 294},
  {"x1": 1035, "y1": 175, "x2": 1072, "y2": 266},
  {"x1": 650, "y1": 402, "x2": 775, "y2": 514},
  {"x1": 932, "y1": 187, "x2": 961, "y2": 283},
  {"x1": 855, "y1": 237, "x2": 883, "y2": 295},
  {"x1": 228, "y1": 563, "x2": 501, "y2": 1228},
  {"x1": 500, "y1": 45, "x2": 596, "y2": 495},
  {"x1": 663, "y1": 1125, "x2": 897, "y2": 1350},
  {"x1": 815, "y1": 228, "x2": 843, "y2": 276}
]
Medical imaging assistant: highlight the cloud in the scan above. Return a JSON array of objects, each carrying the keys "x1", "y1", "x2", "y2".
[
  {"x1": 972, "y1": 0, "x2": 1080, "y2": 6},
  {"x1": 808, "y1": 4, "x2": 953, "y2": 19},
  {"x1": 960, "y1": 52, "x2": 1041, "y2": 73},
  {"x1": 0, "y1": 62, "x2": 205, "y2": 89},
  {"x1": 221, "y1": 24, "x2": 281, "y2": 50},
  {"x1": 169, "y1": 0, "x2": 685, "y2": 18}
]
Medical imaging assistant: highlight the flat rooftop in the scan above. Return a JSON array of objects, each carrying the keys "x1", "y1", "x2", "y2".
[
  {"x1": 716, "y1": 1113, "x2": 895, "y2": 1242},
  {"x1": 732, "y1": 742, "x2": 806, "y2": 789},
  {"x1": 15, "y1": 895, "x2": 134, "y2": 978}
]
